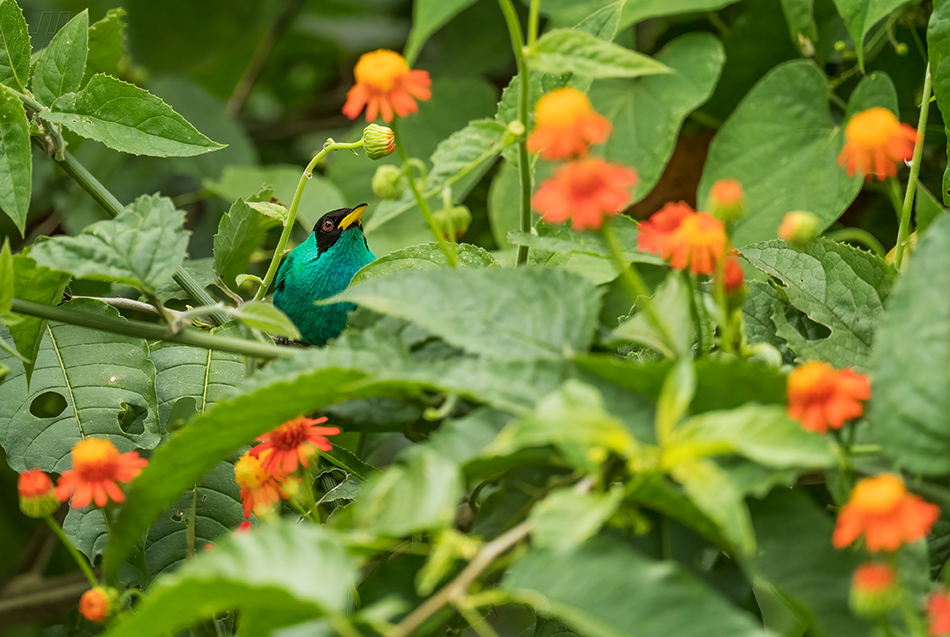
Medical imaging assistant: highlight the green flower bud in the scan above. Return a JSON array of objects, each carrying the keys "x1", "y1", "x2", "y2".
[
  {"x1": 372, "y1": 165, "x2": 406, "y2": 200},
  {"x1": 363, "y1": 123, "x2": 395, "y2": 160},
  {"x1": 433, "y1": 205, "x2": 472, "y2": 240},
  {"x1": 778, "y1": 211, "x2": 819, "y2": 245},
  {"x1": 708, "y1": 178, "x2": 745, "y2": 224}
]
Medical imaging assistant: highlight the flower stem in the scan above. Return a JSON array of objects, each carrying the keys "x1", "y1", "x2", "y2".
[
  {"x1": 254, "y1": 138, "x2": 366, "y2": 301},
  {"x1": 187, "y1": 486, "x2": 198, "y2": 559},
  {"x1": 45, "y1": 516, "x2": 97, "y2": 587},
  {"x1": 391, "y1": 118, "x2": 458, "y2": 267},
  {"x1": 498, "y1": 0, "x2": 533, "y2": 265},
  {"x1": 687, "y1": 273, "x2": 708, "y2": 356},
  {"x1": 895, "y1": 62, "x2": 931, "y2": 270},
  {"x1": 712, "y1": 255, "x2": 733, "y2": 355}
]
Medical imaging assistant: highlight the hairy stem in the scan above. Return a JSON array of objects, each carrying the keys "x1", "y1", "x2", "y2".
[
  {"x1": 45, "y1": 517, "x2": 97, "y2": 588},
  {"x1": 895, "y1": 62, "x2": 931, "y2": 270}
]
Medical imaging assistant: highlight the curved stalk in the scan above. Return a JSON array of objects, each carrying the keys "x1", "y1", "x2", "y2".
[
  {"x1": 895, "y1": 62, "x2": 931, "y2": 270},
  {"x1": 45, "y1": 517, "x2": 97, "y2": 587}
]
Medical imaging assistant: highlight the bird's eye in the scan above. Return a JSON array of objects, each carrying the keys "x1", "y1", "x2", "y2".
[{"x1": 322, "y1": 219, "x2": 334, "y2": 231}]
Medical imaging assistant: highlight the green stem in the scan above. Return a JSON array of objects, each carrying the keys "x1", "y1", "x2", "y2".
[
  {"x1": 688, "y1": 273, "x2": 709, "y2": 356},
  {"x1": 895, "y1": 62, "x2": 931, "y2": 270},
  {"x1": 45, "y1": 516, "x2": 97, "y2": 587},
  {"x1": 12, "y1": 298, "x2": 293, "y2": 359},
  {"x1": 712, "y1": 254, "x2": 733, "y2": 354},
  {"x1": 527, "y1": 0, "x2": 540, "y2": 51},
  {"x1": 254, "y1": 138, "x2": 365, "y2": 300},
  {"x1": 186, "y1": 486, "x2": 197, "y2": 559},
  {"x1": 498, "y1": 0, "x2": 533, "y2": 266},
  {"x1": 391, "y1": 118, "x2": 458, "y2": 267},
  {"x1": 823, "y1": 228, "x2": 886, "y2": 257}
]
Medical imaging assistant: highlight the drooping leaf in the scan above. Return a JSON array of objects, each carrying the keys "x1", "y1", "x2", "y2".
[
  {"x1": 84, "y1": 8, "x2": 127, "y2": 83},
  {"x1": 0, "y1": 83, "x2": 31, "y2": 235},
  {"x1": 610, "y1": 271, "x2": 693, "y2": 358},
  {"x1": 351, "y1": 242, "x2": 498, "y2": 285},
  {"x1": 0, "y1": 299, "x2": 160, "y2": 473},
  {"x1": 868, "y1": 214, "x2": 950, "y2": 474},
  {"x1": 40, "y1": 73, "x2": 225, "y2": 157},
  {"x1": 0, "y1": 0, "x2": 30, "y2": 92},
  {"x1": 31, "y1": 10, "x2": 88, "y2": 107},
  {"x1": 740, "y1": 238, "x2": 894, "y2": 370},
  {"x1": 213, "y1": 198, "x2": 282, "y2": 291},
  {"x1": 831, "y1": 0, "x2": 914, "y2": 69},
  {"x1": 530, "y1": 29, "x2": 671, "y2": 79},
  {"x1": 231, "y1": 301, "x2": 300, "y2": 340},
  {"x1": 404, "y1": 0, "x2": 479, "y2": 64},
  {"x1": 30, "y1": 194, "x2": 189, "y2": 294}
]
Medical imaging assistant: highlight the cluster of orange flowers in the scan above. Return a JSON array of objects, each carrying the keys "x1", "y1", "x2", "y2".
[{"x1": 234, "y1": 416, "x2": 339, "y2": 519}]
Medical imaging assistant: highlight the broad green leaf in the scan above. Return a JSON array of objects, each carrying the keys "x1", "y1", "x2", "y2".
[
  {"x1": 102, "y1": 522, "x2": 358, "y2": 637},
  {"x1": 541, "y1": 0, "x2": 741, "y2": 30},
  {"x1": 426, "y1": 407, "x2": 512, "y2": 468},
  {"x1": 404, "y1": 0, "x2": 478, "y2": 64},
  {"x1": 31, "y1": 10, "x2": 88, "y2": 107},
  {"x1": 213, "y1": 198, "x2": 282, "y2": 291},
  {"x1": 0, "y1": 237, "x2": 10, "y2": 314},
  {"x1": 508, "y1": 215, "x2": 660, "y2": 264},
  {"x1": 750, "y1": 489, "x2": 874, "y2": 637},
  {"x1": 0, "y1": 0, "x2": 29, "y2": 92},
  {"x1": 5, "y1": 254, "x2": 69, "y2": 385},
  {"x1": 698, "y1": 63, "x2": 897, "y2": 247},
  {"x1": 929, "y1": 0, "x2": 950, "y2": 205},
  {"x1": 530, "y1": 29, "x2": 671, "y2": 79},
  {"x1": 674, "y1": 405, "x2": 837, "y2": 468},
  {"x1": 503, "y1": 537, "x2": 767, "y2": 637},
  {"x1": 591, "y1": 32, "x2": 724, "y2": 202},
  {"x1": 355, "y1": 446, "x2": 461, "y2": 537},
  {"x1": 84, "y1": 8, "x2": 126, "y2": 83},
  {"x1": 0, "y1": 299, "x2": 160, "y2": 473},
  {"x1": 351, "y1": 242, "x2": 498, "y2": 285},
  {"x1": 62, "y1": 506, "x2": 108, "y2": 562},
  {"x1": 365, "y1": 119, "x2": 510, "y2": 232},
  {"x1": 41, "y1": 73, "x2": 225, "y2": 157},
  {"x1": 0, "y1": 83, "x2": 31, "y2": 235},
  {"x1": 869, "y1": 214, "x2": 950, "y2": 474},
  {"x1": 232, "y1": 301, "x2": 300, "y2": 339},
  {"x1": 530, "y1": 487, "x2": 622, "y2": 550},
  {"x1": 741, "y1": 238, "x2": 894, "y2": 370},
  {"x1": 30, "y1": 194, "x2": 189, "y2": 294},
  {"x1": 917, "y1": 181, "x2": 947, "y2": 235},
  {"x1": 337, "y1": 267, "x2": 601, "y2": 361},
  {"x1": 831, "y1": 0, "x2": 913, "y2": 69},
  {"x1": 742, "y1": 281, "x2": 792, "y2": 362},
  {"x1": 154, "y1": 257, "x2": 214, "y2": 304},
  {"x1": 611, "y1": 271, "x2": 692, "y2": 358}
]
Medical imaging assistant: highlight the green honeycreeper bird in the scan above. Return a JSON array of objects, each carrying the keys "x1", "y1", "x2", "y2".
[{"x1": 273, "y1": 203, "x2": 375, "y2": 346}]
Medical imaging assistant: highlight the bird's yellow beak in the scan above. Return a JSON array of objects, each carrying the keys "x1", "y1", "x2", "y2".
[{"x1": 339, "y1": 203, "x2": 368, "y2": 230}]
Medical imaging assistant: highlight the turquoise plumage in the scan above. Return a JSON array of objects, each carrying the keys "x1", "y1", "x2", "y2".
[{"x1": 273, "y1": 204, "x2": 375, "y2": 346}]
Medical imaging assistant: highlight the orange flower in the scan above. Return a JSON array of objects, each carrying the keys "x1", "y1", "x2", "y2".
[
  {"x1": 720, "y1": 256, "x2": 744, "y2": 293},
  {"x1": 79, "y1": 586, "x2": 117, "y2": 623},
  {"x1": 837, "y1": 107, "x2": 917, "y2": 181},
  {"x1": 708, "y1": 178, "x2": 745, "y2": 223},
  {"x1": 526, "y1": 87, "x2": 612, "y2": 160},
  {"x1": 55, "y1": 439, "x2": 147, "y2": 508},
  {"x1": 342, "y1": 49, "x2": 431, "y2": 123},
  {"x1": 928, "y1": 591, "x2": 950, "y2": 636},
  {"x1": 786, "y1": 361, "x2": 870, "y2": 433},
  {"x1": 850, "y1": 562, "x2": 899, "y2": 617},
  {"x1": 532, "y1": 157, "x2": 636, "y2": 231},
  {"x1": 250, "y1": 416, "x2": 340, "y2": 475},
  {"x1": 234, "y1": 450, "x2": 297, "y2": 519},
  {"x1": 18, "y1": 469, "x2": 59, "y2": 518},
  {"x1": 833, "y1": 473, "x2": 939, "y2": 552},
  {"x1": 667, "y1": 212, "x2": 727, "y2": 274},
  {"x1": 637, "y1": 201, "x2": 694, "y2": 257}
]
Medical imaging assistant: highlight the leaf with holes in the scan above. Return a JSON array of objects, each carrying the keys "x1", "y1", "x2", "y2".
[{"x1": 0, "y1": 299, "x2": 160, "y2": 473}]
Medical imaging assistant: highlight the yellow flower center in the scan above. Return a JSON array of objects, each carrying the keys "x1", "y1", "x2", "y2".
[
  {"x1": 353, "y1": 49, "x2": 409, "y2": 91},
  {"x1": 535, "y1": 88, "x2": 594, "y2": 127},
  {"x1": 235, "y1": 452, "x2": 270, "y2": 490},
  {"x1": 675, "y1": 212, "x2": 725, "y2": 248},
  {"x1": 788, "y1": 361, "x2": 835, "y2": 402},
  {"x1": 72, "y1": 439, "x2": 120, "y2": 481},
  {"x1": 850, "y1": 474, "x2": 906, "y2": 514},
  {"x1": 846, "y1": 108, "x2": 901, "y2": 149}
]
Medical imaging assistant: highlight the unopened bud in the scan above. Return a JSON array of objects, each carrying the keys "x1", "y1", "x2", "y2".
[
  {"x1": 849, "y1": 563, "x2": 899, "y2": 618},
  {"x1": 895, "y1": 42, "x2": 908, "y2": 56},
  {"x1": 507, "y1": 120, "x2": 526, "y2": 137},
  {"x1": 720, "y1": 255, "x2": 745, "y2": 294},
  {"x1": 18, "y1": 469, "x2": 58, "y2": 518},
  {"x1": 834, "y1": 40, "x2": 847, "y2": 52},
  {"x1": 362, "y1": 124, "x2": 395, "y2": 160},
  {"x1": 433, "y1": 205, "x2": 472, "y2": 240},
  {"x1": 79, "y1": 586, "x2": 120, "y2": 623},
  {"x1": 778, "y1": 211, "x2": 819, "y2": 245},
  {"x1": 372, "y1": 165, "x2": 406, "y2": 200},
  {"x1": 708, "y1": 178, "x2": 745, "y2": 223}
]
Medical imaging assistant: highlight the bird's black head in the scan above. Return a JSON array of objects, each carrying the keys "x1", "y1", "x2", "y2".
[{"x1": 313, "y1": 203, "x2": 368, "y2": 254}]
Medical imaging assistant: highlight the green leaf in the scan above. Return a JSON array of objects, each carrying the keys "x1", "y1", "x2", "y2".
[
  {"x1": 0, "y1": 0, "x2": 30, "y2": 92},
  {"x1": 31, "y1": 10, "x2": 88, "y2": 107},
  {"x1": 0, "y1": 237, "x2": 10, "y2": 314},
  {"x1": 62, "y1": 506, "x2": 109, "y2": 563},
  {"x1": 84, "y1": 8, "x2": 127, "y2": 83},
  {"x1": 740, "y1": 238, "x2": 894, "y2": 370},
  {"x1": 0, "y1": 299, "x2": 160, "y2": 472},
  {"x1": 503, "y1": 537, "x2": 767, "y2": 637},
  {"x1": 590, "y1": 32, "x2": 724, "y2": 202},
  {"x1": 102, "y1": 522, "x2": 358, "y2": 637},
  {"x1": 355, "y1": 446, "x2": 462, "y2": 537},
  {"x1": 30, "y1": 194, "x2": 189, "y2": 294},
  {"x1": 338, "y1": 267, "x2": 601, "y2": 361},
  {"x1": 742, "y1": 281, "x2": 791, "y2": 361},
  {"x1": 868, "y1": 214, "x2": 950, "y2": 474},
  {"x1": 509, "y1": 216, "x2": 661, "y2": 265},
  {"x1": 213, "y1": 198, "x2": 282, "y2": 291},
  {"x1": 40, "y1": 73, "x2": 226, "y2": 157},
  {"x1": 0, "y1": 83, "x2": 31, "y2": 235},
  {"x1": 404, "y1": 0, "x2": 478, "y2": 64},
  {"x1": 698, "y1": 63, "x2": 897, "y2": 247},
  {"x1": 530, "y1": 487, "x2": 622, "y2": 550},
  {"x1": 426, "y1": 407, "x2": 512, "y2": 468},
  {"x1": 611, "y1": 271, "x2": 692, "y2": 358},
  {"x1": 232, "y1": 301, "x2": 300, "y2": 340},
  {"x1": 917, "y1": 181, "x2": 947, "y2": 236},
  {"x1": 351, "y1": 242, "x2": 498, "y2": 285},
  {"x1": 780, "y1": 0, "x2": 819, "y2": 52},
  {"x1": 929, "y1": 0, "x2": 950, "y2": 205},
  {"x1": 831, "y1": 0, "x2": 913, "y2": 69},
  {"x1": 530, "y1": 29, "x2": 671, "y2": 79},
  {"x1": 153, "y1": 258, "x2": 214, "y2": 304}
]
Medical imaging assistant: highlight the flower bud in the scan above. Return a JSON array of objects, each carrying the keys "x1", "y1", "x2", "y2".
[
  {"x1": 362, "y1": 124, "x2": 395, "y2": 160},
  {"x1": 79, "y1": 586, "x2": 119, "y2": 623},
  {"x1": 849, "y1": 563, "x2": 899, "y2": 618},
  {"x1": 18, "y1": 469, "x2": 59, "y2": 518},
  {"x1": 778, "y1": 211, "x2": 819, "y2": 245},
  {"x1": 433, "y1": 205, "x2": 472, "y2": 240},
  {"x1": 708, "y1": 179, "x2": 745, "y2": 223},
  {"x1": 720, "y1": 256, "x2": 744, "y2": 294},
  {"x1": 372, "y1": 165, "x2": 406, "y2": 200}
]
